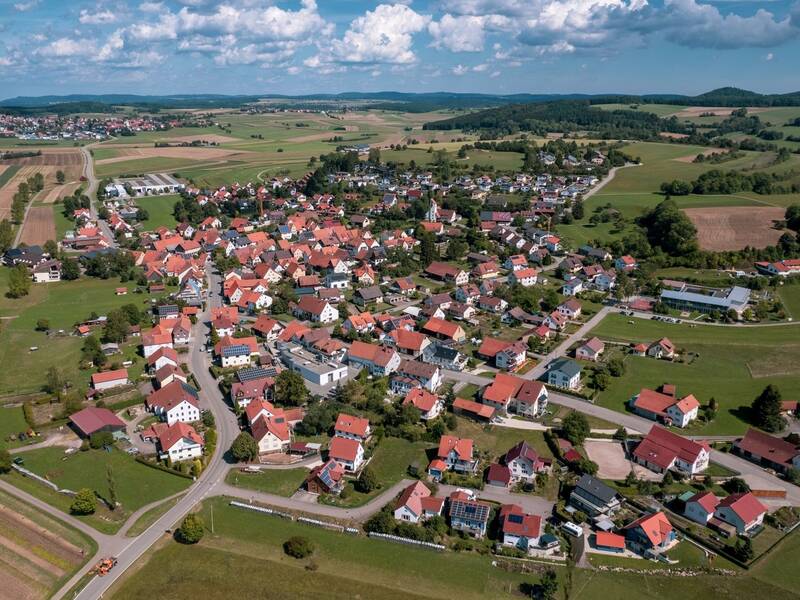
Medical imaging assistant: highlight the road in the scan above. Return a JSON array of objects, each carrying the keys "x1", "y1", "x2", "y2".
[{"x1": 79, "y1": 143, "x2": 117, "y2": 245}]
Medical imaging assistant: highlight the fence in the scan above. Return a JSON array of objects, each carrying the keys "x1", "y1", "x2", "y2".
[
  {"x1": 229, "y1": 501, "x2": 357, "y2": 534},
  {"x1": 12, "y1": 464, "x2": 75, "y2": 496},
  {"x1": 368, "y1": 532, "x2": 446, "y2": 551}
]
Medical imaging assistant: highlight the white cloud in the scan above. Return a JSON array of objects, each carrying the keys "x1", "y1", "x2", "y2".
[
  {"x1": 310, "y1": 4, "x2": 430, "y2": 67},
  {"x1": 490, "y1": 70, "x2": 501, "y2": 78},
  {"x1": 765, "y1": 52, "x2": 774, "y2": 60},
  {"x1": 79, "y1": 9, "x2": 118, "y2": 25},
  {"x1": 452, "y1": 64, "x2": 469, "y2": 75},
  {"x1": 13, "y1": 0, "x2": 40, "y2": 11},
  {"x1": 429, "y1": 14, "x2": 487, "y2": 52},
  {"x1": 472, "y1": 62, "x2": 489, "y2": 72}
]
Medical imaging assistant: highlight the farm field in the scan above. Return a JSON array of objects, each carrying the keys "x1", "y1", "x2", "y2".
[
  {"x1": 0, "y1": 488, "x2": 96, "y2": 600},
  {"x1": 18, "y1": 205, "x2": 56, "y2": 246},
  {"x1": 685, "y1": 206, "x2": 785, "y2": 251},
  {"x1": 2, "y1": 447, "x2": 191, "y2": 534},
  {"x1": 94, "y1": 156, "x2": 202, "y2": 178},
  {"x1": 135, "y1": 193, "x2": 180, "y2": 229},
  {"x1": 588, "y1": 313, "x2": 800, "y2": 434},
  {"x1": 107, "y1": 497, "x2": 800, "y2": 600},
  {"x1": 0, "y1": 276, "x2": 170, "y2": 395},
  {"x1": 777, "y1": 284, "x2": 800, "y2": 319}
]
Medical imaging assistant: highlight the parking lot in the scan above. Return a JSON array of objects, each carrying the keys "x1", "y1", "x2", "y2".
[{"x1": 585, "y1": 439, "x2": 660, "y2": 481}]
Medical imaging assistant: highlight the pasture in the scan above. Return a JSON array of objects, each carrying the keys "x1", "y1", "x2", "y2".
[
  {"x1": 135, "y1": 193, "x2": 180, "y2": 229},
  {"x1": 2, "y1": 447, "x2": 191, "y2": 534},
  {"x1": 588, "y1": 313, "x2": 800, "y2": 434}
]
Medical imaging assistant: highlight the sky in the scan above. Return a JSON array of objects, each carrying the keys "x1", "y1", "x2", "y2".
[{"x1": 1, "y1": 0, "x2": 799, "y2": 99}]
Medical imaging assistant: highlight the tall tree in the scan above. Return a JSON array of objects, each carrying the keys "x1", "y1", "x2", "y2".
[
  {"x1": 274, "y1": 370, "x2": 309, "y2": 407},
  {"x1": 7, "y1": 264, "x2": 31, "y2": 298},
  {"x1": 0, "y1": 219, "x2": 13, "y2": 253},
  {"x1": 106, "y1": 464, "x2": 118, "y2": 510},
  {"x1": 751, "y1": 384, "x2": 785, "y2": 433},
  {"x1": 562, "y1": 411, "x2": 590, "y2": 446}
]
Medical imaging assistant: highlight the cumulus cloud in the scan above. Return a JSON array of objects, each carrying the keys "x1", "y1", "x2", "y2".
[
  {"x1": 13, "y1": 0, "x2": 40, "y2": 11},
  {"x1": 79, "y1": 9, "x2": 118, "y2": 24},
  {"x1": 429, "y1": 14, "x2": 488, "y2": 52},
  {"x1": 309, "y1": 4, "x2": 430, "y2": 67}
]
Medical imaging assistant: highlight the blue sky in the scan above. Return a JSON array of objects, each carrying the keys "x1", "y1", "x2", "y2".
[{"x1": 1, "y1": 0, "x2": 799, "y2": 98}]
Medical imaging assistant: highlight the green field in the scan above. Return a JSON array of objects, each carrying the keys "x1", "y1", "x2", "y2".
[
  {"x1": 0, "y1": 405, "x2": 32, "y2": 447},
  {"x1": 107, "y1": 497, "x2": 800, "y2": 600},
  {"x1": 225, "y1": 468, "x2": 308, "y2": 497},
  {"x1": 588, "y1": 313, "x2": 800, "y2": 434},
  {"x1": 136, "y1": 194, "x2": 180, "y2": 229},
  {"x1": 3, "y1": 447, "x2": 190, "y2": 534},
  {"x1": 777, "y1": 284, "x2": 800, "y2": 319},
  {"x1": 0, "y1": 164, "x2": 21, "y2": 188},
  {"x1": 0, "y1": 276, "x2": 169, "y2": 395}
]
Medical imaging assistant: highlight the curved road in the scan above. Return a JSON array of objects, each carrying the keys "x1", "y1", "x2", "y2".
[{"x1": 79, "y1": 143, "x2": 117, "y2": 245}]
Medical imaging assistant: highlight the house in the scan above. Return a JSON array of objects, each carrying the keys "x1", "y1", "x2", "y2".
[
  {"x1": 569, "y1": 474, "x2": 621, "y2": 517},
  {"x1": 544, "y1": 311, "x2": 568, "y2": 331},
  {"x1": 220, "y1": 343, "x2": 252, "y2": 368},
  {"x1": 424, "y1": 262, "x2": 469, "y2": 285},
  {"x1": 146, "y1": 381, "x2": 201, "y2": 425},
  {"x1": 504, "y1": 441, "x2": 551, "y2": 483},
  {"x1": 448, "y1": 495, "x2": 492, "y2": 538},
  {"x1": 387, "y1": 328, "x2": 431, "y2": 357},
  {"x1": 499, "y1": 504, "x2": 542, "y2": 552},
  {"x1": 562, "y1": 278, "x2": 583, "y2": 296},
  {"x1": 594, "y1": 532, "x2": 626, "y2": 553},
  {"x1": 576, "y1": 337, "x2": 604, "y2": 361},
  {"x1": 157, "y1": 422, "x2": 204, "y2": 462},
  {"x1": 393, "y1": 481, "x2": 444, "y2": 523},
  {"x1": 477, "y1": 295, "x2": 507, "y2": 314},
  {"x1": 141, "y1": 328, "x2": 173, "y2": 358},
  {"x1": 90, "y1": 368, "x2": 129, "y2": 391},
  {"x1": 496, "y1": 341, "x2": 527, "y2": 371},
  {"x1": 328, "y1": 436, "x2": 364, "y2": 472},
  {"x1": 615, "y1": 255, "x2": 638, "y2": 272},
  {"x1": 421, "y1": 317, "x2": 466, "y2": 343},
  {"x1": 147, "y1": 347, "x2": 179, "y2": 372},
  {"x1": 403, "y1": 388, "x2": 444, "y2": 420},
  {"x1": 280, "y1": 343, "x2": 348, "y2": 386},
  {"x1": 347, "y1": 341, "x2": 401, "y2": 377},
  {"x1": 546, "y1": 358, "x2": 581, "y2": 390},
  {"x1": 294, "y1": 296, "x2": 339, "y2": 324},
  {"x1": 647, "y1": 338, "x2": 675, "y2": 359},
  {"x1": 632, "y1": 425, "x2": 710, "y2": 476},
  {"x1": 684, "y1": 491, "x2": 720, "y2": 525},
  {"x1": 32, "y1": 259, "x2": 62, "y2": 283},
  {"x1": 428, "y1": 435, "x2": 477, "y2": 479},
  {"x1": 251, "y1": 315, "x2": 284, "y2": 340},
  {"x1": 306, "y1": 459, "x2": 345, "y2": 495},
  {"x1": 624, "y1": 512, "x2": 676, "y2": 556},
  {"x1": 252, "y1": 413, "x2": 291, "y2": 454},
  {"x1": 733, "y1": 428, "x2": 800, "y2": 474},
  {"x1": 343, "y1": 312, "x2": 375, "y2": 335},
  {"x1": 354, "y1": 285, "x2": 384, "y2": 306},
  {"x1": 230, "y1": 373, "x2": 274, "y2": 408},
  {"x1": 453, "y1": 397, "x2": 496, "y2": 422},
  {"x1": 334, "y1": 413, "x2": 371, "y2": 442},
  {"x1": 629, "y1": 387, "x2": 700, "y2": 428},
  {"x1": 508, "y1": 268, "x2": 538, "y2": 287},
  {"x1": 481, "y1": 373, "x2": 549, "y2": 418},
  {"x1": 713, "y1": 493, "x2": 767, "y2": 535},
  {"x1": 391, "y1": 359, "x2": 442, "y2": 394},
  {"x1": 486, "y1": 463, "x2": 512, "y2": 487},
  {"x1": 504, "y1": 255, "x2": 528, "y2": 271},
  {"x1": 69, "y1": 407, "x2": 125, "y2": 438},
  {"x1": 557, "y1": 298, "x2": 582, "y2": 319},
  {"x1": 421, "y1": 342, "x2": 468, "y2": 372}
]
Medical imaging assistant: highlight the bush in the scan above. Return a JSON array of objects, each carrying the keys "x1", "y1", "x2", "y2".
[
  {"x1": 70, "y1": 488, "x2": 97, "y2": 515},
  {"x1": 283, "y1": 536, "x2": 315, "y2": 558},
  {"x1": 0, "y1": 449, "x2": 11, "y2": 473},
  {"x1": 89, "y1": 431, "x2": 114, "y2": 449},
  {"x1": 177, "y1": 513, "x2": 204, "y2": 544},
  {"x1": 230, "y1": 432, "x2": 258, "y2": 462},
  {"x1": 354, "y1": 465, "x2": 378, "y2": 493}
]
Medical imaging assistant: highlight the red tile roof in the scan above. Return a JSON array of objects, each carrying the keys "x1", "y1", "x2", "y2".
[
  {"x1": 437, "y1": 435, "x2": 473, "y2": 461},
  {"x1": 718, "y1": 492, "x2": 767, "y2": 525},
  {"x1": 69, "y1": 407, "x2": 125, "y2": 436},
  {"x1": 688, "y1": 491, "x2": 720, "y2": 514},
  {"x1": 595, "y1": 531, "x2": 625, "y2": 549},
  {"x1": 329, "y1": 436, "x2": 362, "y2": 462},
  {"x1": 91, "y1": 368, "x2": 128, "y2": 385},
  {"x1": 403, "y1": 388, "x2": 439, "y2": 413},
  {"x1": 736, "y1": 428, "x2": 799, "y2": 467},
  {"x1": 453, "y1": 397, "x2": 496, "y2": 420},
  {"x1": 499, "y1": 504, "x2": 541, "y2": 538},
  {"x1": 335, "y1": 413, "x2": 370, "y2": 438},
  {"x1": 625, "y1": 512, "x2": 673, "y2": 547},
  {"x1": 158, "y1": 422, "x2": 203, "y2": 451},
  {"x1": 633, "y1": 425, "x2": 708, "y2": 470}
]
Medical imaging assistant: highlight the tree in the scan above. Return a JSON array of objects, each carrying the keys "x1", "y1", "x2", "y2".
[
  {"x1": 209, "y1": 326, "x2": 220, "y2": 346},
  {"x1": 70, "y1": 488, "x2": 97, "y2": 515},
  {"x1": 418, "y1": 231, "x2": 438, "y2": 267},
  {"x1": 592, "y1": 372, "x2": 610, "y2": 391},
  {"x1": 283, "y1": 536, "x2": 315, "y2": 558},
  {"x1": 638, "y1": 199, "x2": 698, "y2": 256},
  {"x1": 7, "y1": 264, "x2": 31, "y2": 298},
  {"x1": 202, "y1": 411, "x2": 216, "y2": 428},
  {"x1": 90, "y1": 431, "x2": 114, "y2": 449},
  {"x1": 0, "y1": 448, "x2": 11, "y2": 473},
  {"x1": 36, "y1": 318, "x2": 50, "y2": 331},
  {"x1": 274, "y1": 370, "x2": 309, "y2": 407},
  {"x1": 177, "y1": 513, "x2": 204, "y2": 544},
  {"x1": 0, "y1": 219, "x2": 13, "y2": 254},
  {"x1": 103, "y1": 309, "x2": 130, "y2": 343},
  {"x1": 56, "y1": 170, "x2": 65, "y2": 184},
  {"x1": 723, "y1": 477, "x2": 751, "y2": 494},
  {"x1": 106, "y1": 464, "x2": 118, "y2": 510},
  {"x1": 82, "y1": 335, "x2": 106, "y2": 367},
  {"x1": 533, "y1": 568, "x2": 558, "y2": 600},
  {"x1": 61, "y1": 257, "x2": 80, "y2": 280},
  {"x1": 562, "y1": 411, "x2": 590, "y2": 446},
  {"x1": 230, "y1": 432, "x2": 258, "y2": 462},
  {"x1": 751, "y1": 384, "x2": 785, "y2": 433},
  {"x1": 786, "y1": 204, "x2": 800, "y2": 231},
  {"x1": 44, "y1": 366, "x2": 65, "y2": 395},
  {"x1": 734, "y1": 536, "x2": 754, "y2": 561},
  {"x1": 355, "y1": 465, "x2": 378, "y2": 493},
  {"x1": 607, "y1": 357, "x2": 625, "y2": 377}
]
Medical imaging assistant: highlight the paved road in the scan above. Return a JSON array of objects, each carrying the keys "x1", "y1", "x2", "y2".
[{"x1": 79, "y1": 143, "x2": 117, "y2": 246}]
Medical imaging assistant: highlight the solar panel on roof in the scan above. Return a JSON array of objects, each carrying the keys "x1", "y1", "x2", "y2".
[
  {"x1": 222, "y1": 344, "x2": 249, "y2": 357},
  {"x1": 509, "y1": 514, "x2": 523, "y2": 523},
  {"x1": 236, "y1": 367, "x2": 272, "y2": 382}
]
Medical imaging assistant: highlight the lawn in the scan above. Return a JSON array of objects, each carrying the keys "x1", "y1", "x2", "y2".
[
  {"x1": 324, "y1": 437, "x2": 432, "y2": 507},
  {"x1": 588, "y1": 313, "x2": 800, "y2": 434},
  {"x1": 588, "y1": 539, "x2": 711, "y2": 570},
  {"x1": 3, "y1": 447, "x2": 190, "y2": 534},
  {"x1": 0, "y1": 405, "x2": 33, "y2": 448},
  {"x1": 135, "y1": 193, "x2": 180, "y2": 229},
  {"x1": 451, "y1": 417, "x2": 554, "y2": 462},
  {"x1": 53, "y1": 202, "x2": 75, "y2": 239},
  {"x1": 224, "y1": 468, "x2": 308, "y2": 497},
  {"x1": 777, "y1": 284, "x2": 800, "y2": 320},
  {"x1": 108, "y1": 496, "x2": 800, "y2": 600},
  {"x1": 124, "y1": 494, "x2": 185, "y2": 538},
  {"x1": 0, "y1": 276, "x2": 169, "y2": 395}
]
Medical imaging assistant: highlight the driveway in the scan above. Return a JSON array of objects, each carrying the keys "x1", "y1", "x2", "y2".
[{"x1": 584, "y1": 439, "x2": 659, "y2": 481}]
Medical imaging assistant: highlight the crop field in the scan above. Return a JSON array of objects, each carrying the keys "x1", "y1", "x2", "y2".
[
  {"x1": 0, "y1": 276, "x2": 171, "y2": 395},
  {"x1": 0, "y1": 488, "x2": 95, "y2": 600},
  {"x1": 2, "y1": 447, "x2": 191, "y2": 534},
  {"x1": 685, "y1": 205, "x2": 786, "y2": 250},
  {"x1": 777, "y1": 284, "x2": 800, "y2": 319},
  {"x1": 18, "y1": 205, "x2": 56, "y2": 245},
  {"x1": 588, "y1": 313, "x2": 800, "y2": 434},
  {"x1": 108, "y1": 497, "x2": 800, "y2": 600}
]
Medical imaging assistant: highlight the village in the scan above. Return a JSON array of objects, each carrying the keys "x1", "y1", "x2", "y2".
[{"x1": 2, "y1": 138, "x2": 800, "y2": 600}]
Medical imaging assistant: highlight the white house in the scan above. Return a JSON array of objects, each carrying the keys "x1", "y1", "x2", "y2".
[
  {"x1": 158, "y1": 422, "x2": 204, "y2": 462},
  {"x1": 683, "y1": 492, "x2": 719, "y2": 525},
  {"x1": 393, "y1": 481, "x2": 444, "y2": 524},
  {"x1": 146, "y1": 381, "x2": 201, "y2": 426},
  {"x1": 508, "y1": 268, "x2": 538, "y2": 288},
  {"x1": 328, "y1": 437, "x2": 364, "y2": 472},
  {"x1": 713, "y1": 493, "x2": 767, "y2": 535},
  {"x1": 221, "y1": 344, "x2": 252, "y2": 368},
  {"x1": 252, "y1": 414, "x2": 291, "y2": 454},
  {"x1": 90, "y1": 368, "x2": 129, "y2": 391},
  {"x1": 546, "y1": 359, "x2": 581, "y2": 390}
]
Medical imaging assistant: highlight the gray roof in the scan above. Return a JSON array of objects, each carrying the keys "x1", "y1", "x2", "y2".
[
  {"x1": 575, "y1": 474, "x2": 617, "y2": 503},
  {"x1": 548, "y1": 358, "x2": 581, "y2": 378}
]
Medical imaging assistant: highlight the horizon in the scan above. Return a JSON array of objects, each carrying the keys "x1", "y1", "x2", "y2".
[{"x1": 1, "y1": 0, "x2": 799, "y2": 97}]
